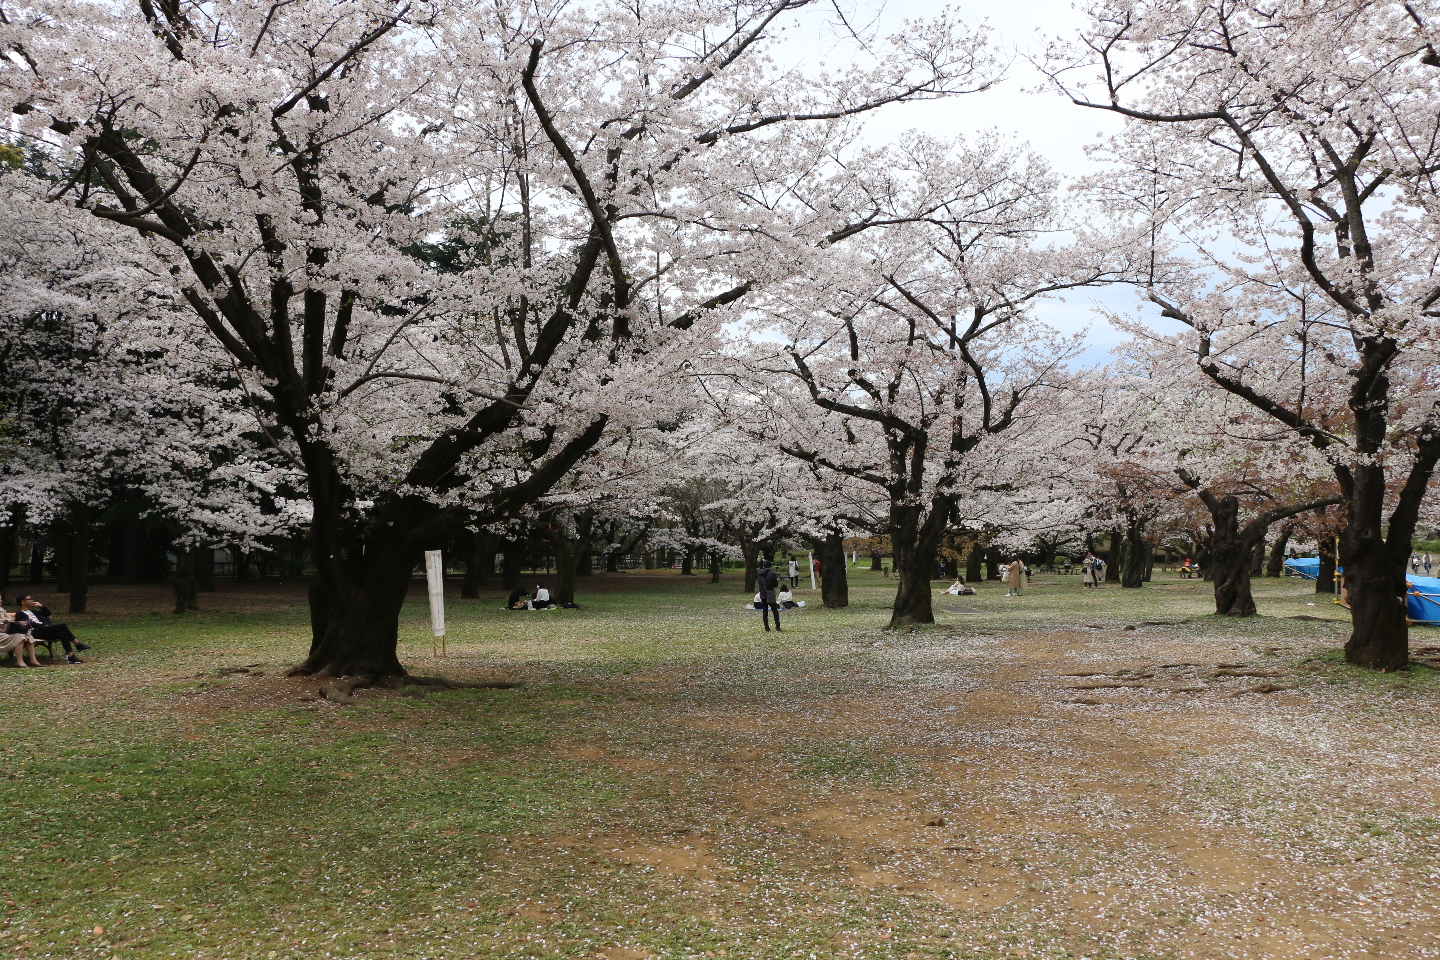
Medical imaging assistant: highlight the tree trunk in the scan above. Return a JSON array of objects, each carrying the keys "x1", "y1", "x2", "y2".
[
  {"x1": 965, "y1": 545, "x2": 983, "y2": 582},
  {"x1": 741, "y1": 542, "x2": 760, "y2": 594},
  {"x1": 1121, "y1": 520, "x2": 1146, "y2": 588},
  {"x1": 681, "y1": 548, "x2": 694, "y2": 576},
  {"x1": 1206, "y1": 496, "x2": 1257, "y2": 616},
  {"x1": 605, "y1": 548, "x2": 620, "y2": 573},
  {"x1": 236, "y1": 549, "x2": 251, "y2": 582},
  {"x1": 52, "y1": 520, "x2": 71, "y2": 594},
  {"x1": 1266, "y1": 524, "x2": 1293, "y2": 578},
  {"x1": 196, "y1": 546, "x2": 217, "y2": 592},
  {"x1": 1342, "y1": 462, "x2": 1410, "y2": 670},
  {"x1": 68, "y1": 501, "x2": 90, "y2": 614},
  {"x1": 29, "y1": 541, "x2": 44, "y2": 582},
  {"x1": 124, "y1": 517, "x2": 148, "y2": 583},
  {"x1": 552, "y1": 512, "x2": 594, "y2": 606},
  {"x1": 1317, "y1": 536, "x2": 1337, "y2": 594},
  {"x1": 172, "y1": 547, "x2": 199, "y2": 614},
  {"x1": 815, "y1": 531, "x2": 848, "y2": 609},
  {"x1": 1106, "y1": 529, "x2": 1122, "y2": 582},
  {"x1": 709, "y1": 551, "x2": 721, "y2": 583},
  {"x1": 1249, "y1": 536, "x2": 1266, "y2": 576},
  {"x1": 870, "y1": 552, "x2": 883, "y2": 571},
  {"x1": 888, "y1": 500, "x2": 948, "y2": 628},
  {"x1": 578, "y1": 546, "x2": 592, "y2": 576},
  {"x1": 985, "y1": 545, "x2": 1001, "y2": 581},
  {"x1": 462, "y1": 530, "x2": 492, "y2": 599},
  {"x1": 643, "y1": 552, "x2": 654, "y2": 570},
  {"x1": 501, "y1": 540, "x2": 523, "y2": 591}
]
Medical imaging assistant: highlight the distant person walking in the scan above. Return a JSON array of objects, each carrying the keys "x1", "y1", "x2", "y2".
[
  {"x1": 1427, "y1": 553, "x2": 1434, "y2": 576},
  {"x1": 756, "y1": 560, "x2": 783, "y2": 632},
  {"x1": 1081, "y1": 553, "x2": 1097, "y2": 589},
  {"x1": 1093, "y1": 556, "x2": 1106, "y2": 586}
]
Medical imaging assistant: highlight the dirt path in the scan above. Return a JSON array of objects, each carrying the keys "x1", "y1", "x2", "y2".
[{"x1": 548, "y1": 622, "x2": 1440, "y2": 958}]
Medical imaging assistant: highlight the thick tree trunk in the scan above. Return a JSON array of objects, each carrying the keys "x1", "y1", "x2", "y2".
[
  {"x1": 68, "y1": 501, "x2": 90, "y2": 614},
  {"x1": 196, "y1": 546, "x2": 217, "y2": 592},
  {"x1": 1106, "y1": 529, "x2": 1122, "y2": 582},
  {"x1": 501, "y1": 540, "x2": 523, "y2": 591},
  {"x1": 709, "y1": 551, "x2": 722, "y2": 583},
  {"x1": 741, "y1": 543, "x2": 760, "y2": 594},
  {"x1": 578, "y1": 547, "x2": 592, "y2": 576},
  {"x1": 681, "y1": 548, "x2": 694, "y2": 576},
  {"x1": 870, "y1": 552, "x2": 883, "y2": 571},
  {"x1": 815, "y1": 531, "x2": 848, "y2": 609},
  {"x1": 124, "y1": 517, "x2": 148, "y2": 583},
  {"x1": 985, "y1": 545, "x2": 1001, "y2": 581},
  {"x1": 462, "y1": 530, "x2": 492, "y2": 599},
  {"x1": 172, "y1": 547, "x2": 199, "y2": 614},
  {"x1": 1266, "y1": 524, "x2": 1293, "y2": 578},
  {"x1": 52, "y1": 520, "x2": 71, "y2": 594},
  {"x1": 236, "y1": 549, "x2": 251, "y2": 582},
  {"x1": 299, "y1": 554, "x2": 412, "y2": 678},
  {"x1": 1342, "y1": 462, "x2": 1410, "y2": 670},
  {"x1": 1249, "y1": 536, "x2": 1266, "y2": 577},
  {"x1": 965, "y1": 545, "x2": 983, "y2": 582},
  {"x1": 29, "y1": 542, "x2": 43, "y2": 582},
  {"x1": 1317, "y1": 536, "x2": 1337, "y2": 594},
  {"x1": 551, "y1": 512, "x2": 594, "y2": 606},
  {"x1": 1205, "y1": 496, "x2": 1256, "y2": 616},
  {"x1": 888, "y1": 500, "x2": 948, "y2": 628},
  {"x1": 1120, "y1": 520, "x2": 1146, "y2": 588},
  {"x1": 643, "y1": 552, "x2": 654, "y2": 570}
]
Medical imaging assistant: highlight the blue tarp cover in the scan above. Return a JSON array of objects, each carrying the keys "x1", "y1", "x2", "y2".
[
  {"x1": 1285, "y1": 558, "x2": 1321, "y2": 579},
  {"x1": 1408, "y1": 576, "x2": 1440, "y2": 626}
]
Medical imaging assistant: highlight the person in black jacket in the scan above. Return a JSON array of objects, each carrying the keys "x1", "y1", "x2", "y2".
[
  {"x1": 756, "y1": 560, "x2": 782, "y2": 632},
  {"x1": 15, "y1": 595, "x2": 90, "y2": 664}
]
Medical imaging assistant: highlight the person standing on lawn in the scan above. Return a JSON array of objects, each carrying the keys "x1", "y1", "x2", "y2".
[
  {"x1": 787, "y1": 558, "x2": 799, "y2": 587},
  {"x1": 1004, "y1": 558, "x2": 1028, "y2": 597},
  {"x1": 756, "y1": 560, "x2": 783, "y2": 632}
]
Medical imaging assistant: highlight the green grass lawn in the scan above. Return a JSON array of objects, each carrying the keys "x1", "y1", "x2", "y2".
[{"x1": 2, "y1": 567, "x2": 1433, "y2": 960}]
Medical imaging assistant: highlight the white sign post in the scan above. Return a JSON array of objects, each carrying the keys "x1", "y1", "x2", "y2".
[
  {"x1": 424, "y1": 549, "x2": 446, "y2": 657},
  {"x1": 808, "y1": 551, "x2": 816, "y2": 592}
]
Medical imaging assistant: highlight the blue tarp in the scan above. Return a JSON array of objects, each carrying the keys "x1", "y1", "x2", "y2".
[
  {"x1": 1285, "y1": 558, "x2": 1321, "y2": 579},
  {"x1": 1408, "y1": 576, "x2": 1440, "y2": 626}
]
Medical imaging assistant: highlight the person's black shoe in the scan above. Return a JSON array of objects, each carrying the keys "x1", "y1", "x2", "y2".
[
  {"x1": 74, "y1": 642, "x2": 91, "y2": 651},
  {"x1": 66, "y1": 655, "x2": 83, "y2": 664}
]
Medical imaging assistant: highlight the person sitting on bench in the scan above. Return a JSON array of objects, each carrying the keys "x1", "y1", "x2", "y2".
[
  {"x1": 14, "y1": 595, "x2": 88, "y2": 664},
  {"x1": 0, "y1": 596, "x2": 42, "y2": 667}
]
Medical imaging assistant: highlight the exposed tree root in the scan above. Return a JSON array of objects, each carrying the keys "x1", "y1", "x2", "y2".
[{"x1": 315, "y1": 673, "x2": 523, "y2": 705}]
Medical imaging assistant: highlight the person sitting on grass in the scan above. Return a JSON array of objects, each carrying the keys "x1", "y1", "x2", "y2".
[
  {"x1": 0, "y1": 596, "x2": 42, "y2": 668},
  {"x1": 945, "y1": 576, "x2": 975, "y2": 596},
  {"x1": 14, "y1": 594, "x2": 89, "y2": 664},
  {"x1": 532, "y1": 584, "x2": 554, "y2": 609},
  {"x1": 506, "y1": 586, "x2": 531, "y2": 610},
  {"x1": 778, "y1": 583, "x2": 798, "y2": 609}
]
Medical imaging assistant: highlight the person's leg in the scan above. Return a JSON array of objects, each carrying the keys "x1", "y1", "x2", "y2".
[
  {"x1": 33, "y1": 625, "x2": 77, "y2": 654},
  {"x1": 762, "y1": 604, "x2": 772, "y2": 631},
  {"x1": 770, "y1": 601, "x2": 781, "y2": 631},
  {"x1": 24, "y1": 640, "x2": 40, "y2": 667}
]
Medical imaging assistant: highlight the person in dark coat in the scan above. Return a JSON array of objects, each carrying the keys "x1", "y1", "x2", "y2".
[
  {"x1": 756, "y1": 560, "x2": 782, "y2": 632},
  {"x1": 14, "y1": 594, "x2": 89, "y2": 664}
]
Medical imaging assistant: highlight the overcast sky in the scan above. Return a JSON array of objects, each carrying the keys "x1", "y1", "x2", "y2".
[{"x1": 777, "y1": 0, "x2": 1141, "y2": 368}]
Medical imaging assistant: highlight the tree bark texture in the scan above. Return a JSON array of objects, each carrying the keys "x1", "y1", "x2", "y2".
[
  {"x1": 1266, "y1": 524, "x2": 1293, "y2": 578},
  {"x1": 462, "y1": 530, "x2": 492, "y2": 599},
  {"x1": 172, "y1": 546, "x2": 199, "y2": 614},
  {"x1": 1120, "y1": 520, "x2": 1146, "y2": 588},
  {"x1": 965, "y1": 545, "x2": 983, "y2": 583},
  {"x1": 888, "y1": 500, "x2": 948, "y2": 628},
  {"x1": 196, "y1": 546, "x2": 216, "y2": 592},
  {"x1": 551, "y1": 511, "x2": 594, "y2": 606},
  {"x1": 814, "y1": 531, "x2": 848, "y2": 609},
  {"x1": 1106, "y1": 529, "x2": 1122, "y2": 583}
]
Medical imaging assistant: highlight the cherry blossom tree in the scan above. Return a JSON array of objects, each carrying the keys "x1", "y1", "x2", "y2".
[
  {"x1": 739, "y1": 133, "x2": 1134, "y2": 627},
  {"x1": 1047, "y1": 0, "x2": 1440, "y2": 668},
  {"x1": 3, "y1": 0, "x2": 997, "y2": 676}
]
